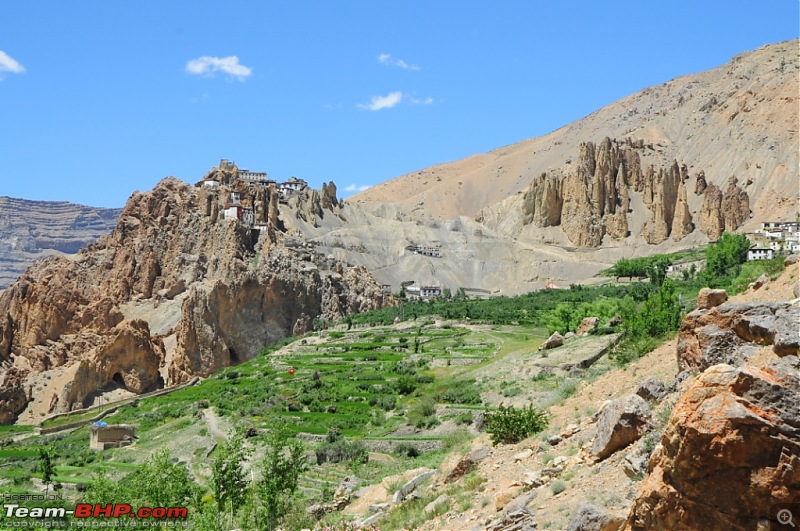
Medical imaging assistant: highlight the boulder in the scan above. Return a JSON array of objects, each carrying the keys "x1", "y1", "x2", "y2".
[
  {"x1": 467, "y1": 446, "x2": 491, "y2": 463},
  {"x1": 794, "y1": 280, "x2": 800, "y2": 299},
  {"x1": 625, "y1": 361, "x2": 800, "y2": 530},
  {"x1": 678, "y1": 302, "x2": 800, "y2": 372},
  {"x1": 751, "y1": 273, "x2": 768, "y2": 290},
  {"x1": 590, "y1": 394, "x2": 650, "y2": 460},
  {"x1": 567, "y1": 503, "x2": 624, "y2": 531},
  {"x1": 577, "y1": 317, "x2": 600, "y2": 336},
  {"x1": 447, "y1": 447, "x2": 490, "y2": 483},
  {"x1": 622, "y1": 449, "x2": 649, "y2": 479},
  {"x1": 514, "y1": 448, "x2": 534, "y2": 462},
  {"x1": 696, "y1": 288, "x2": 727, "y2": 309},
  {"x1": 486, "y1": 506, "x2": 538, "y2": 531},
  {"x1": 424, "y1": 494, "x2": 448, "y2": 515},
  {"x1": 539, "y1": 332, "x2": 564, "y2": 350},
  {"x1": 547, "y1": 434, "x2": 562, "y2": 446},
  {"x1": 634, "y1": 377, "x2": 666, "y2": 402},
  {"x1": 784, "y1": 253, "x2": 798, "y2": 267},
  {"x1": 392, "y1": 469, "x2": 435, "y2": 504}
]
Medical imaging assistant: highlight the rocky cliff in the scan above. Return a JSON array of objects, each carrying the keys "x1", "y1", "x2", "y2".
[
  {"x1": 624, "y1": 278, "x2": 800, "y2": 530},
  {"x1": 353, "y1": 39, "x2": 797, "y2": 244},
  {"x1": 0, "y1": 197, "x2": 121, "y2": 290},
  {"x1": 0, "y1": 170, "x2": 389, "y2": 423},
  {"x1": 509, "y1": 137, "x2": 735, "y2": 247},
  {"x1": 625, "y1": 361, "x2": 800, "y2": 530}
]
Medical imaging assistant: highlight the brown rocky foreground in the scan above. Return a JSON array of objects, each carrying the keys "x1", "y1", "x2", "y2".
[{"x1": 344, "y1": 263, "x2": 798, "y2": 530}]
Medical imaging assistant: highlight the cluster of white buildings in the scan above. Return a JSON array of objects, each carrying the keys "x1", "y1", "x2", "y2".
[
  {"x1": 747, "y1": 221, "x2": 800, "y2": 261},
  {"x1": 203, "y1": 160, "x2": 310, "y2": 228}
]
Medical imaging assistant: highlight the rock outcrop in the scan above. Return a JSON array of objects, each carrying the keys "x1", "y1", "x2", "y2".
[
  {"x1": 560, "y1": 139, "x2": 630, "y2": 247},
  {"x1": 695, "y1": 288, "x2": 728, "y2": 309},
  {"x1": 516, "y1": 137, "x2": 707, "y2": 247},
  {"x1": 697, "y1": 177, "x2": 750, "y2": 240},
  {"x1": 590, "y1": 394, "x2": 650, "y2": 460},
  {"x1": 567, "y1": 503, "x2": 624, "y2": 531},
  {"x1": 539, "y1": 332, "x2": 564, "y2": 350},
  {"x1": 625, "y1": 361, "x2": 800, "y2": 530},
  {"x1": 576, "y1": 317, "x2": 600, "y2": 336},
  {"x1": 677, "y1": 301, "x2": 800, "y2": 372},
  {"x1": 0, "y1": 169, "x2": 389, "y2": 423},
  {"x1": 521, "y1": 170, "x2": 563, "y2": 227}
]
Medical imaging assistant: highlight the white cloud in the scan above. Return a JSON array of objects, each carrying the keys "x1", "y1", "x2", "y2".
[
  {"x1": 357, "y1": 91, "x2": 403, "y2": 111},
  {"x1": 409, "y1": 96, "x2": 434, "y2": 105},
  {"x1": 0, "y1": 51, "x2": 25, "y2": 78},
  {"x1": 185, "y1": 55, "x2": 252, "y2": 80},
  {"x1": 344, "y1": 184, "x2": 372, "y2": 192},
  {"x1": 378, "y1": 53, "x2": 419, "y2": 71}
]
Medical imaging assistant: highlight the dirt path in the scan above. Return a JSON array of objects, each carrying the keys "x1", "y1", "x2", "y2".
[{"x1": 201, "y1": 407, "x2": 230, "y2": 443}]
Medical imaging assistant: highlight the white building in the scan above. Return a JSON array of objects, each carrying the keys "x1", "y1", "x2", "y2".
[
  {"x1": 405, "y1": 286, "x2": 421, "y2": 298},
  {"x1": 278, "y1": 177, "x2": 308, "y2": 198},
  {"x1": 421, "y1": 286, "x2": 442, "y2": 298},
  {"x1": 242, "y1": 207, "x2": 254, "y2": 227},
  {"x1": 223, "y1": 206, "x2": 241, "y2": 221},
  {"x1": 747, "y1": 248, "x2": 775, "y2": 261}
]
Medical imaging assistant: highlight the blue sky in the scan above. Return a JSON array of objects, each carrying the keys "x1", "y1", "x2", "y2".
[{"x1": 1, "y1": 1, "x2": 797, "y2": 208}]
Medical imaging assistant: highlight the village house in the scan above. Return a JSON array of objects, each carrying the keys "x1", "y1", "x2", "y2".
[
  {"x1": 223, "y1": 205, "x2": 254, "y2": 227},
  {"x1": 406, "y1": 244, "x2": 442, "y2": 258},
  {"x1": 278, "y1": 177, "x2": 308, "y2": 199},
  {"x1": 749, "y1": 220, "x2": 800, "y2": 258},
  {"x1": 239, "y1": 170, "x2": 272, "y2": 186},
  {"x1": 89, "y1": 423, "x2": 137, "y2": 450},
  {"x1": 421, "y1": 286, "x2": 442, "y2": 298},
  {"x1": 747, "y1": 247, "x2": 775, "y2": 261}
]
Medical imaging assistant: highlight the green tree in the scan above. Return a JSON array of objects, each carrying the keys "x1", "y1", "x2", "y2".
[
  {"x1": 645, "y1": 256, "x2": 672, "y2": 286},
  {"x1": 128, "y1": 449, "x2": 198, "y2": 509},
  {"x1": 255, "y1": 430, "x2": 308, "y2": 531},
  {"x1": 38, "y1": 447, "x2": 56, "y2": 495},
  {"x1": 704, "y1": 232, "x2": 750, "y2": 284},
  {"x1": 212, "y1": 431, "x2": 250, "y2": 529},
  {"x1": 84, "y1": 468, "x2": 131, "y2": 506},
  {"x1": 623, "y1": 280, "x2": 683, "y2": 339}
]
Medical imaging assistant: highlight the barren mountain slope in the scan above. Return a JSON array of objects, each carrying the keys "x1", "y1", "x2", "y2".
[
  {"x1": 353, "y1": 40, "x2": 798, "y2": 226},
  {"x1": 0, "y1": 197, "x2": 121, "y2": 289}
]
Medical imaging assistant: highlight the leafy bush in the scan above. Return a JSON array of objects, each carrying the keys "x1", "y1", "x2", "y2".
[
  {"x1": 438, "y1": 380, "x2": 482, "y2": 405},
  {"x1": 408, "y1": 397, "x2": 439, "y2": 429},
  {"x1": 550, "y1": 480, "x2": 566, "y2": 495},
  {"x1": 394, "y1": 376, "x2": 417, "y2": 395},
  {"x1": 393, "y1": 443, "x2": 420, "y2": 458},
  {"x1": 368, "y1": 395, "x2": 396, "y2": 411},
  {"x1": 315, "y1": 439, "x2": 368, "y2": 464},
  {"x1": 484, "y1": 404, "x2": 548, "y2": 446}
]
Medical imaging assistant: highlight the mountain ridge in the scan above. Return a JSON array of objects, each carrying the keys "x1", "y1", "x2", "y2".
[
  {"x1": 0, "y1": 196, "x2": 121, "y2": 290},
  {"x1": 352, "y1": 39, "x2": 798, "y2": 228}
]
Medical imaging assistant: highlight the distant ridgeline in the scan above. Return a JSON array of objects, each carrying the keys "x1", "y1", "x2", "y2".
[{"x1": 0, "y1": 197, "x2": 121, "y2": 289}]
